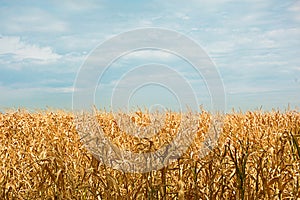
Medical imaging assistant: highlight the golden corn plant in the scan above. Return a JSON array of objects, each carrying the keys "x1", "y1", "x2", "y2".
[{"x1": 0, "y1": 108, "x2": 299, "y2": 199}]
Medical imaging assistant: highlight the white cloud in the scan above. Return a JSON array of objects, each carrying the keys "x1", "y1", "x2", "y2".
[
  {"x1": 289, "y1": 1, "x2": 300, "y2": 12},
  {"x1": 0, "y1": 7, "x2": 68, "y2": 33},
  {"x1": 205, "y1": 26, "x2": 300, "y2": 56},
  {"x1": 265, "y1": 28, "x2": 300, "y2": 41},
  {"x1": 0, "y1": 84, "x2": 74, "y2": 109},
  {"x1": 175, "y1": 13, "x2": 190, "y2": 20},
  {"x1": 53, "y1": 0, "x2": 102, "y2": 11},
  {"x1": 138, "y1": 19, "x2": 153, "y2": 26},
  {"x1": 123, "y1": 50, "x2": 177, "y2": 61},
  {"x1": 0, "y1": 85, "x2": 74, "y2": 97},
  {"x1": 288, "y1": 1, "x2": 300, "y2": 22},
  {"x1": 0, "y1": 36, "x2": 62, "y2": 62}
]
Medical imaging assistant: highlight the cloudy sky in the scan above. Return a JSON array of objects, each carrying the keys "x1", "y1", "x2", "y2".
[{"x1": 0, "y1": 0, "x2": 299, "y2": 112}]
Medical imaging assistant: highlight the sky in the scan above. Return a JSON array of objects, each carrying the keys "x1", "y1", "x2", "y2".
[{"x1": 0, "y1": 0, "x2": 299, "y2": 112}]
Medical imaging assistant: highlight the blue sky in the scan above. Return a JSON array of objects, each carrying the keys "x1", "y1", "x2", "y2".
[{"x1": 0, "y1": 0, "x2": 299, "y2": 112}]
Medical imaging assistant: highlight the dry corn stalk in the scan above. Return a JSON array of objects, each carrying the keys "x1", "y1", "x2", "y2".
[{"x1": 0, "y1": 109, "x2": 299, "y2": 199}]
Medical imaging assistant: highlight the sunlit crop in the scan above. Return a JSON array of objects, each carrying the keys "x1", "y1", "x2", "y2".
[{"x1": 0, "y1": 109, "x2": 299, "y2": 199}]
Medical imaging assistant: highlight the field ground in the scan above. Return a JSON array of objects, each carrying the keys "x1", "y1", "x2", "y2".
[{"x1": 0, "y1": 109, "x2": 299, "y2": 199}]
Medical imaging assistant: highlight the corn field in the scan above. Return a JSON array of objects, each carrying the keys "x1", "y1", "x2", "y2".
[{"x1": 0, "y1": 109, "x2": 299, "y2": 199}]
